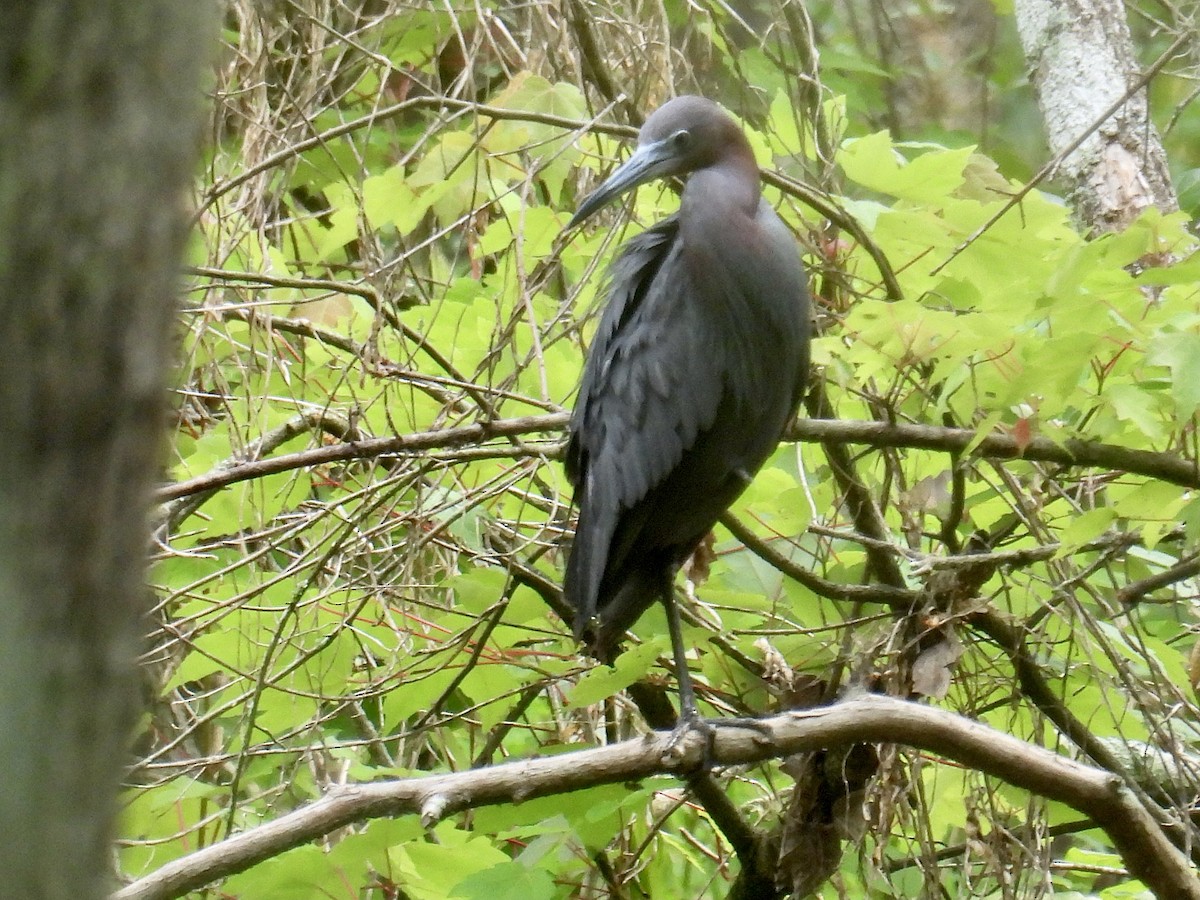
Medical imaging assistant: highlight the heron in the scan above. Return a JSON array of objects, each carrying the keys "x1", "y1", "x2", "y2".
[{"x1": 563, "y1": 96, "x2": 811, "y2": 733}]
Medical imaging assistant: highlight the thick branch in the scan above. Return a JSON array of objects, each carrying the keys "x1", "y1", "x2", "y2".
[
  {"x1": 161, "y1": 410, "x2": 360, "y2": 532},
  {"x1": 113, "y1": 696, "x2": 1200, "y2": 900},
  {"x1": 158, "y1": 415, "x2": 1200, "y2": 504},
  {"x1": 793, "y1": 418, "x2": 1199, "y2": 489}
]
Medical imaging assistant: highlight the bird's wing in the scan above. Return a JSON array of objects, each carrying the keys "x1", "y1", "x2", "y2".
[
  {"x1": 566, "y1": 217, "x2": 673, "y2": 488},
  {"x1": 564, "y1": 216, "x2": 730, "y2": 625}
]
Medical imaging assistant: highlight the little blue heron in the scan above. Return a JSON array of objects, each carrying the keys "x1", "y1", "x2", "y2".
[{"x1": 563, "y1": 96, "x2": 811, "y2": 731}]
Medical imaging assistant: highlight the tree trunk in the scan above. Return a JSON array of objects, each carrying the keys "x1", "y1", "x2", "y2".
[
  {"x1": 0, "y1": 6, "x2": 212, "y2": 898},
  {"x1": 1013, "y1": 0, "x2": 1177, "y2": 232}
]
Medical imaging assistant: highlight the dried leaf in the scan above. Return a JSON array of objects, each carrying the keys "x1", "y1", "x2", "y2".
[
  {"x1": 776, "y1": 752, "x2": 845, "y2": 898},
  {"x1": 902, "y1": 470, "x2": 953, "y2": 520},
  {"x1": 776, "y1": 745, "x2": 879, "y2": 897},
  {"x1": 682, "y1": 531, "x2": 716, "y2": 587},
  {"x1": 911, "y1": 630, "x2": 964, "y2": 699}
]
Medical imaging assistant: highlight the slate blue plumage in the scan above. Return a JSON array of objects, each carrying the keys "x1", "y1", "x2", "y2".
[{"x1": 563, "y1": 96, "x2": 811, "y2": 717}]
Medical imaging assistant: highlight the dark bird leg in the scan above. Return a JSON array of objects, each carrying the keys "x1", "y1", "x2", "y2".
[
  {"x1": 661, "y1": 569, "x2": 715, "y2": 759},
  {"x1": 663, "y1": 571, "x2": 699, "y2": 722},
  {"x1": 662, "y1": 572, "x2": 772, "y2": 759}
]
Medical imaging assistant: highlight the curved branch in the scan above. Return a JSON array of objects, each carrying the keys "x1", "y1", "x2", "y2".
[
  {"x1": 766, "y1": 170, "x2": 904, "y2": 302},
  {"x1": 161, "y1": 410, "x2": 361, "y2": 531},
  {"x1": 112, "y1": 695, "x2": 1200, "y2": 900},
  {"x1": 186, "y1": 267, "x2": 393, "y2": 310},
  {"x1": 157, "y1": 413, "x2": 570, "y2": 502},
  {"x1": 719, "y1": 512, "x2": 914, "y2": 610}
]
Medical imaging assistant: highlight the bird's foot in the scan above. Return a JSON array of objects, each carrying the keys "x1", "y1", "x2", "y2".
[
  {"x1": 661, "y1": 714, "x2": 776, "y2": 769},
  {"x1": 667, "y1": 710, "x2": 720, "y2": 772},
  {"x1": 662, "y1": 708, "x2": 716, "y2": 769}
]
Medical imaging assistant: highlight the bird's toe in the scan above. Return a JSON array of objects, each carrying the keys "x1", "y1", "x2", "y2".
[{"x1": 662, "y1": 708, "x2": 716, "y2": 769}]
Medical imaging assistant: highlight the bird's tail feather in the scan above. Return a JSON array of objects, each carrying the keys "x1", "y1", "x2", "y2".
[
  {"x1": 583, "y1": 567, "x2": 663, "y2": 665},
  {"x1": 563, "y1": 505, "x2": 613, "y2": 640}
]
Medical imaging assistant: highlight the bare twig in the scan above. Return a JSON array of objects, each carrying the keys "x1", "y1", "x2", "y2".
[{"x1": 1117, "y1": 553, "x2": 1200, "y2": 606}]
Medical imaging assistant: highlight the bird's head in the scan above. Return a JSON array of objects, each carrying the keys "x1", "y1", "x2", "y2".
[{"x1": 568, "y1": 96, "x2": 748, "y2": 229}]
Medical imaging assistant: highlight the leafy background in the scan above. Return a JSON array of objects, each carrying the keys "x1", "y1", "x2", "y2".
[{"x1": 127, "y1": 0, "x2": 1200, "y2": 897}]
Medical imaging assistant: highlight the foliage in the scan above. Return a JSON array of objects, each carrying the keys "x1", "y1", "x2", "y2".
[{"x1": 125, "y1": 1, "x2": 1200, "y2": 897}]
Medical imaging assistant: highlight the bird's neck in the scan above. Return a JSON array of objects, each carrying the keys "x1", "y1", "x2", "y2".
[{"x1": 681, "y1": 157, "x2": 761, "y2": 221}]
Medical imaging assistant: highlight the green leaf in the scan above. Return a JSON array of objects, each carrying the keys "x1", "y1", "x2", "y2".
[
  {"x1": 767, "y1": 90, "x2": 804, "y2": 158},
  {"x1": 451, "y1": 861, "x2": 555, "y2": 900},
  {"x1": 1106, "y1": 383, "x2": 1167, "y2": 442},
  {"x1": 1110, "y1": 480, "x2": 1187, "y2": 523},
  {"x1": 1149, "y1": 331, "x2": 1200, "y2": 418},
  {"x1": 363, "y1": 163, "x2": 432, "y2": 234},
  {"x1": 840, "y1": 132, "x2": 973, "y2": 202},
  {"x1": 1056, "y1": 508, "x2": 1117, "y2": 554},
  {"x1": 446, "y1": 567, "x2": 510, "y2": 615},
  {"x1": 382, "y1": 666, "x2": 460, "y2": 722},
  {"x1": 395, "y1": 834, "x2": 510, "y2": 900},
  {"x1": 472, "y1": 782, "x2": 643, "y2": 845},
  {"x1": 313, "y1": 182, "x2": 360, "y2": 259},
  {"x1": 566, "y1": 639, "x2": 665, "y2": 707},
  {"x1": 222, "y1": 845, "x2": 342, "y2": 900},
  {"x1": 477, "y1": 206, "x2": 559, "y2": 258}
]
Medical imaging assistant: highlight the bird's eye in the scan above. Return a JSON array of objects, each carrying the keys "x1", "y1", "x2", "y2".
[{"x1": 670, "y1": 129, "x2": 691, "y2": 152}]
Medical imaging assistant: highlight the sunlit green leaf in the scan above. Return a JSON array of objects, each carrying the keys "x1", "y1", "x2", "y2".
[{"x1": 566, "y1": 639, "x2": 666, "y2": 708}]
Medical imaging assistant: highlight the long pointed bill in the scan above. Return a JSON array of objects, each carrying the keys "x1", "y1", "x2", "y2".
[{"x1": 567, "y1": 138, "x2": 680, "y2": 229}]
